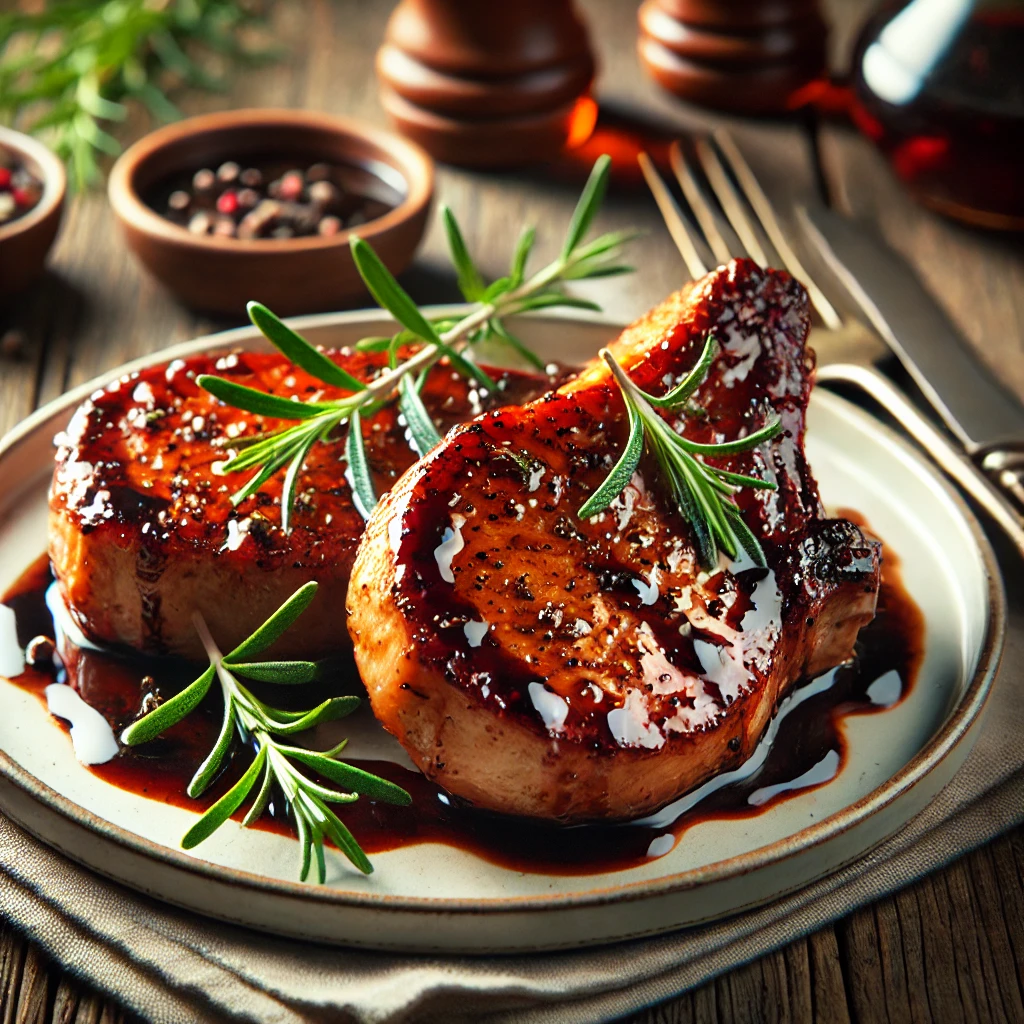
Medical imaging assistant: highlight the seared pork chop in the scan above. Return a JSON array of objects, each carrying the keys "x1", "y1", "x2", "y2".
[
  {"x1": 347, "y1": 260, "x2": 881, "y2": 822},
  {"x1": 49, "y1": 348, "x2": 552, "y2": 661}
]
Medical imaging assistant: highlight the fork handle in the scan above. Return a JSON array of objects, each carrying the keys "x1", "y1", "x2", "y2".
[
  {"x1": 817, "y1": 362, "x2": 1024, "y2": 558},
  {"x1": 978, "y1": 449, "x2": 1024, "y2": 517}
]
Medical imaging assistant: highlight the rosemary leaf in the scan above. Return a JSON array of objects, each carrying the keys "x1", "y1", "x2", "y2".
[
  {"x1": 228, "y1": 459, "x2": 285, "y2": 508},
  {"x1": 350, "y1": 237, "x2": 496, "y2": 391},
  {"x1": 487, "y1": 319, "x2": 546, "y2": 372},
  {"x1": 723, "y1": 501, "x2": 768, "y2": 567},
  {"x1": 297, "y1": 778, "x2": 360, "y2": 804},
  {"x1": 279, "y1": 432, "x2": 318, "y2": 534},
  {"x1": 672, "y1": 417, "x2": 782, "y2": 457},
  {"x1": 578, "y1": 401, "x2": 644, "y2": 519},
  {"x1": 354, "y1": 336, "x2": 393, "y2": 353},
  {"x1": 344, "y1": 409, "x2": 377, "y2": 520},
  {"x1": 561, "y1": 154, "x2": 612, "y2": 259},
  {"x1": 561, "y1": 262, "x2": 635, "y2": 280},
  {"x1": 247, "y1": 303, "x2": 363, "y2": 391},
  {"x1": 481, "y1": 276, "x2": 512, "y2": 303},
  {"x1": 226, "y1": 582, "x2": 320, "y2": 661},
  {"x1": 510, "y1": 225, "x2": 536, "y2": 287},
  {"x1": 710, "y1": 467, "x2": 778, "y2": 490},
  {"x1": 442, "y1": 206, "x2": 485, "y2": 301},
  {"x1": 313, "y1": 797, "x2": 373, "y2": 875},
  {"x1": 283, "y1": 747, "x2": 413, "y2": 805},
  {"x1": 187, "y1": 694, "x2": 237, "y2": 799},
  {"x1": 242, "y1": 758, "x2": 275, "y2": 826},
  {"x1": 296, "y1": 810, "x2": 313, "y2": 882},
  {"x1": 181, "y1": 744, "x2": 267, "y2": 850},
  {"x1": 197, "y1": 375, "x2": 335, "y2": 420},
  {"x1": 120, "y1": 664, "x2": 215, "y2": 746},
  {"x1": 512, "y1": 294, "x2": 602, "y2": 313},
  {"x1": 398, "y1": 375, "x2": 442, "y2": 458},
  {"x1": 227, "y1": 660, "x2": 322, "y2": 685},
  {"x1": 312, "y1": 827, "x2": 327, "y2": 882},
  {"x1": 571, "y1": 228, "x2": 644, "y2": 262},
  {"x1": 258, "y1": 696, "x2": 361, "y2": 735},
  {"x1": 349, "y1": 238, "x2": 444, "y2": 347},
  {"x1": 644, "y1": 337, "x2": 719, "y2": 408}
]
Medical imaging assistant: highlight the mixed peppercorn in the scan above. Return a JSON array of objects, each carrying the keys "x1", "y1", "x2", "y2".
[
  {"x1": 0, "y1": 149, "x2": 43, "y2": 227},
  {"x1": 154, "y1": 159, "x2": 394, "y2": 240}
]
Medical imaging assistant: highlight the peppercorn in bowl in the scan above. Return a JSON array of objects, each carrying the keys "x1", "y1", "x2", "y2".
[
  {"x1": 107, "y1": 108, "x2": 434, "y2": 316},
  {"x1": 0, "y1": 126, "x2": 66, "y2": 301}
]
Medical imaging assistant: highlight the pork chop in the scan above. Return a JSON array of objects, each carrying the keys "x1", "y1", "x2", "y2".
[
  {"x1": 49, "y1": 347, "x2": 553, "y2": 661},
  {"x1": 347, "y1": 259, "x2": 882, "y2": 822}
]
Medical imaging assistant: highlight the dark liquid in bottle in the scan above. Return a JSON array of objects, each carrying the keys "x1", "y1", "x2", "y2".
[{"x1": 852, "y1": 1, "x2": 1024, "y2": 230}]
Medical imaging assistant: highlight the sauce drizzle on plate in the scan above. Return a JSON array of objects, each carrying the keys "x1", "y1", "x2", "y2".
[{"x1": 0, "y1": 524, "x2": 923, "y2": 877}]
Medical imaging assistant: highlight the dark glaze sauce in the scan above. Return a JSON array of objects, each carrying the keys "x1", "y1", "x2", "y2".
[{"x1": 1, "y1": 521, "x2": 923, "y2": 876}]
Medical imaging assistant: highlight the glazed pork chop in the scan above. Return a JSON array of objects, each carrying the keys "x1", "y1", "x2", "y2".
[
  {"x1": 347, "y1": 259, "x2": 882, "y2": 822},
  {"x1": 49, "y1": 347, "x2": 552, "y2": 661}
]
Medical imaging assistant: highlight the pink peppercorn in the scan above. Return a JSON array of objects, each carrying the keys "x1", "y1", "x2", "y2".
[
  {"x1": 278, "y1": 171, "x2": 304, "y2": 202},
  {"x1": 216, "y1": 190, "x2": 239, "y2": 215},
  {"x1": 11, "y1": 187, "x2": 36, "y2": 208}
]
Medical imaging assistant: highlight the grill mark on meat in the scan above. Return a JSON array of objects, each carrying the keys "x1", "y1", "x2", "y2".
[{"x1": 135, "y1": 543, "x2": 168, "y2": 654}]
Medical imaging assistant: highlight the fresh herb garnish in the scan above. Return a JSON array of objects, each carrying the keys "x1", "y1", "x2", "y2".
[
  {"x1": 0, "y1": 0, "x2": 275, "y2": 190},
  {"x1": 579, "y1": 339, "x2": 783, "y2": 568},
  {"x1": 195, "y1": 155, "x2": 635, "y2": 531},
  {"x1": 121, "y1": 582, "x2": 410, "y2": 882}
]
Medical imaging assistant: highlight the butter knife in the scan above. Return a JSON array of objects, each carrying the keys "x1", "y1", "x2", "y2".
[{"x1": 800, "y1": 204, "x2": 1024, "y2": 533}]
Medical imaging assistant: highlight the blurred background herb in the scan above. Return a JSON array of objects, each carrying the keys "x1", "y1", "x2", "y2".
[{"x1": 0, "y1": 0, "x2": 278, "y2": 191}]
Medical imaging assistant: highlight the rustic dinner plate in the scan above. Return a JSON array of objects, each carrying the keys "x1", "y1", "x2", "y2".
[{"x1": 0, "y1": 310, "x2": 1004, "y2": 952}]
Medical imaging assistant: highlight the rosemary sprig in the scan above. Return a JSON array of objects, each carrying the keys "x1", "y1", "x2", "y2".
[
  {"x1": 0, "y1": 0, "x2": 275, "y2": 190},
  {"x1": 579, "y1": 338, "x2": 783, "y2": 568},
  {"x1": 121, "y1": 582, "x2": 411, "y2": 882},
  {"x1": 198, "y1": 155, "x2": 636, "y2": 530}
]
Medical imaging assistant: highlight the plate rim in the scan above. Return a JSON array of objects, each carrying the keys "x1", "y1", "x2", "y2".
[{"x1": 0, "y1": 307, "x2": 1006, "y2": 916}]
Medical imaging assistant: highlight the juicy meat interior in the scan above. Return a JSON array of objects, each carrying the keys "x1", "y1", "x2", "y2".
[
  {"x1": 48, "y1": 346, "x2": 552, "y2": 660},
  {"x1": 347, "y1": 260, "x2": 882, "y2": 822}
]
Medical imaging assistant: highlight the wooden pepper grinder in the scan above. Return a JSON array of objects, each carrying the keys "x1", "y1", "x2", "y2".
[
  {"x1": 637, "y1": 0, "x2": 828, "y2": 115},
  {"x1": 376, "y1": 0, "x2": 597, "y2": 167}
]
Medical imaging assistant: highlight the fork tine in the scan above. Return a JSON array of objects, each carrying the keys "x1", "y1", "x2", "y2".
[
  {"x1": 713, "y1": 129, "x2": 844, "y2": 331},
  {"x1": 637, "y1": 151, "x2": 708, "y2": 281},
  {"x1": 669, "y1": 142, "x2": 732, "y2": 267},
  {"x1": 694, "y1": 137, "x2": 770, "y2": 268}
]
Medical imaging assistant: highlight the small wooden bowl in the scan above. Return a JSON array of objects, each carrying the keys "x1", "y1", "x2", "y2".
[
  {"x1": 108, "y1": 109, "x2": 434, "y2": 316},
  {"x1": 0, "y1": 127, "x2": 66, "y2": 301}
]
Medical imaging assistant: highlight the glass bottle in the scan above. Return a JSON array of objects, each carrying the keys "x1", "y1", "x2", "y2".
[{"x1": 851, "y1": 0, "x2": 1024, "y2": 230}]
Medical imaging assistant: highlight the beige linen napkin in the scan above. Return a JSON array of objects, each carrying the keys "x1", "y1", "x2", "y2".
[{"x1": 0, "y1": 578, "x2": 1020, "y2": 1023}]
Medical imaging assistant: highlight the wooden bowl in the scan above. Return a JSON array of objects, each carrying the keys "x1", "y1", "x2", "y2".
[
  {"x1": 108, "y1": 109, "x2": 434, "y2": 317},
  {"x1": 0, "y1": 127, "x2": 66, "y2": 301}
]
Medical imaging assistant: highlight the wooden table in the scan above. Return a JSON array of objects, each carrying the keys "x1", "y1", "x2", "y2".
[{"x1": 1, "y1": 1, "x2": 1022, "y2": 1020}]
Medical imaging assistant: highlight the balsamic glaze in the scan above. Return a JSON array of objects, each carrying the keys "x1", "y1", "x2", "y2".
[{"x1": 0, "y1": 531, "x2": 923, "y2": 877}]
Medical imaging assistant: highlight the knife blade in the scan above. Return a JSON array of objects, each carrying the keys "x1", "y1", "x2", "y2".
[{"x1": 798, "y1": 204, "x2": 1024, "y2": 453}]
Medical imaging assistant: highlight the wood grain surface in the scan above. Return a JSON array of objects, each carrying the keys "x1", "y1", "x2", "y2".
[{"x1": 0, "y1": 0, "x2": 1021, "y2": 1020}]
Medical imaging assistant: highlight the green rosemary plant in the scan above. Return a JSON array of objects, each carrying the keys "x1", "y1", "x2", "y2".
[
  {"x1": 198, "y1": 154, "x2": 637, "y2": 529},
  {"x1": 121, "y1": 582, "x2": 410, "y2": 882},
  {"x1": 0, "y1": 0, "x2": 274, "y2": 189},
  {"x1": 578, "y1": 339, "x2": 783, "y2": 568}
]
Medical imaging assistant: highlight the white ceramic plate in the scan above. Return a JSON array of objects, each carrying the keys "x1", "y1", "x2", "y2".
[{"x1": 0, "y1": 311, "x2": 1004, "y2": 953}]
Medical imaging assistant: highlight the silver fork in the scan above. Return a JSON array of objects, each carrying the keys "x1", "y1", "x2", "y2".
[{"x1": 637, "y1": 132, "x2": 1024, "y2": 555}]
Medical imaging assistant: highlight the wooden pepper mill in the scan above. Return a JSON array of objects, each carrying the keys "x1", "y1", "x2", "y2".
[
  {"x1": 376, "y1": 0, "x2": 596, "y2": 167},
  {"x1": 637, "y1": 0, "x2": 828, "y2": 115}
]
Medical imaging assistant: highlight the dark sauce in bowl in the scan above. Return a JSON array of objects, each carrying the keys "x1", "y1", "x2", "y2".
[{"x1": 0, "y1": 518, "x2": 923, "y2": 877}]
